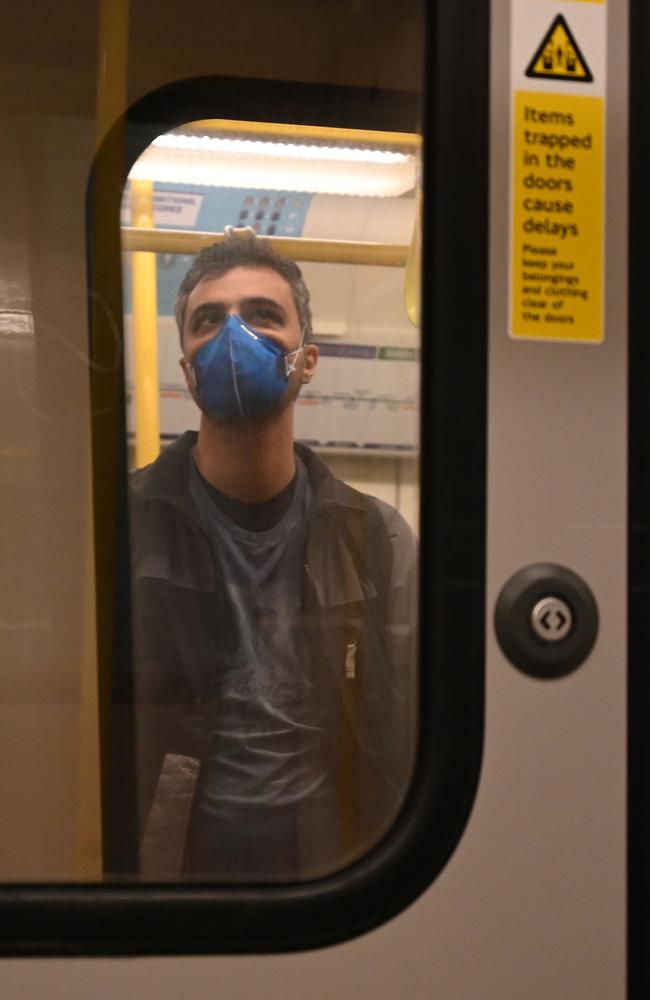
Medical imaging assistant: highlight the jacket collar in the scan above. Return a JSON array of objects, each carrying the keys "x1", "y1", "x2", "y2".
[
  {"x1": 130, "y1": 431, "x2": 198, "y2": 507},
  {"x1": 130, "y1": 431, "x2": 375, "y2": 607},
  {"x1": 131, "y1": 431, "x2": 368, "y2": 516},
  {"x1": 294, "y1": 445, "x2": 376, "y2": 606}
]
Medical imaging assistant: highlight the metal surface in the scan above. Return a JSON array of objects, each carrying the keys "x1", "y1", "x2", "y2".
[
  {"x1": 482, "y1": 0, "x2": 627, "y2": 992},
  {"x1": 530, "y1": 596, "x2": 573, "y2": 642}
]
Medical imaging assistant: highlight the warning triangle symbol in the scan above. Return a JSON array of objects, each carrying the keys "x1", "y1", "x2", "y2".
[{"x1": 525, "y1": 14, "x2": 593, "y2": 82}]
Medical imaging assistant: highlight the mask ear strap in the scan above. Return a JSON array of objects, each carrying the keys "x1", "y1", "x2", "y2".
[{"x1": 284, "y1": 334, "x2": 305, "y2": 376}]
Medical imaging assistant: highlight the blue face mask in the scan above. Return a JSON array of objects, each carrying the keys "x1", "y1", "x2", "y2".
[{"x1": 188, "y1": 313, "x2": 304, "y2": 423}]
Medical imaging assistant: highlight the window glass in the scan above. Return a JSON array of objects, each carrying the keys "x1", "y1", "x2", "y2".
[
  {"x1": 0, "y1": 0, "x2": 432, "y2": 896},
  {"x1": 114, "y1": 120, "x2": 421, "y2": 881}
]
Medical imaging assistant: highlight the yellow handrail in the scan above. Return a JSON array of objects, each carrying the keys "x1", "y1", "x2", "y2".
[
  {"x1": 122, "y1": 228, "x2": 409, "y2": 267},
  {"x1": 130, "y1": 180, "x2": 161, "y2": 467},
  {"x1": 182, "y1": 120, "x2": 421, "y2": 150}
]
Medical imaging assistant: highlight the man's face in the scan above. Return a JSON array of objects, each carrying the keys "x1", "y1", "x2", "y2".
[{"x1": 180, "y1": 265, "x2": 318, "y2": 423}]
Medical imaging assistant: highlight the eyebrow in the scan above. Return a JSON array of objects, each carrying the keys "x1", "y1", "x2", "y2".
[
  {"x1": 242, "y1": 296, "x2": 288, "y2": 319},
  {"x1": 187, "y1": 296, "x2": 288, "y2": 333}
]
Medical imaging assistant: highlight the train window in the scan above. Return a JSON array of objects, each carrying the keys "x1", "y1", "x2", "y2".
[
  {"x1": 115, "y1": 120, "x2": 421, "y2": 882},
  {"x1": 0, "y1": 0, "x2": 486, "y2": 956}
]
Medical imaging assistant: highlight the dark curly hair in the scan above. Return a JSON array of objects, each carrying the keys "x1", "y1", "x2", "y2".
[{"x1": 174, "y1": 235, "x2": 313, "y2": 345}]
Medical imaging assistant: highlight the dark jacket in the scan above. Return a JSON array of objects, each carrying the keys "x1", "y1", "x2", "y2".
[{"x1": 122, "y1": 431, "x2": 417, "y2": 878}]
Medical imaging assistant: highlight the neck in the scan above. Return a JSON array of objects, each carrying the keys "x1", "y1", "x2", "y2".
[{"x1": 193, "y1": 407, "x2": 297, "y2": 503}]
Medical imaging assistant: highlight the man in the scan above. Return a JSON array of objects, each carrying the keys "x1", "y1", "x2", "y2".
[{"x1": 126, "y1": 235, "x2": 417, "y2": 881}]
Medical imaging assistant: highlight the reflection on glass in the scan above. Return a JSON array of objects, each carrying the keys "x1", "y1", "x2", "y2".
[{"x1": 116, "y1": 123, "x2": 420, "y2": 881}]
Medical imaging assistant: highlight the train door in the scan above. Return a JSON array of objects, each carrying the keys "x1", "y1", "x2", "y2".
[{"x1": 0, "y1": 0, "x2": 642, "y2": 996}]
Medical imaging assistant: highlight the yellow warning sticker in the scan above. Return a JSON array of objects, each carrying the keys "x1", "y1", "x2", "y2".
[
  {"x1": 526, "y1": 15, "x2": 593, "y2": 82},
  {"x1": 511, "y1": 90, "x2": 604, "y2": 342}
]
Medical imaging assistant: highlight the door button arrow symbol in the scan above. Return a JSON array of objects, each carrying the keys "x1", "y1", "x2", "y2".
[
  {"x1": 531, "y1": 597, "x2": 573, "y2": 642},
  {"x1": 541, "y1": 608, "x2": 568, "y2": 631}
]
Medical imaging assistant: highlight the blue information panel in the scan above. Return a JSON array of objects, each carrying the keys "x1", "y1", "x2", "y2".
[{"x1": 122, "y1": 184, "x2": 312, "y2": 315}]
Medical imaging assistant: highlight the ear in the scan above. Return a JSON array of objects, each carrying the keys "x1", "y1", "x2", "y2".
[{"x1": 301, "y1": 343, "x2": 319, "y2": 384}]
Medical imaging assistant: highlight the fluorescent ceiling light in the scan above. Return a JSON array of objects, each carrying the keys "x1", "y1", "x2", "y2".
[
  {"x1": 150, "y1": 133, "x2": 409, "y2": 164},
  {"x1": 128, "y1": 132, "x2": 417, "y2": 197}
]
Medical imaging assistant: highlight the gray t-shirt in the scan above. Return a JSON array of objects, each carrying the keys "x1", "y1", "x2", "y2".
[{"x1": 187, "y1": 456, "x2": 335, "y2": 878}]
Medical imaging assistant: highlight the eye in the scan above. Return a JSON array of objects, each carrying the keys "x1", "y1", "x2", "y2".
[
  {"x1": 190, "y1": 306, "x2": 225, "y2": 336},
  {"x1": 244, "y1": 305, "x2": 283, "y2": 328},
  {"x1": 198, "y1": 315, "x2": 219, "y2": 332}
]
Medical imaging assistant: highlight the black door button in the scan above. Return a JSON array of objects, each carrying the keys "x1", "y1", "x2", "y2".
[{"x1": 494, "y1": 563, "x2": 599, "y2": 679}]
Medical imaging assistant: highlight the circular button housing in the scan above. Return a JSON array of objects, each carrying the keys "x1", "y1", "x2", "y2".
[{"x1": 494, "y1": 563, "x2": 598, "y2": 679}]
